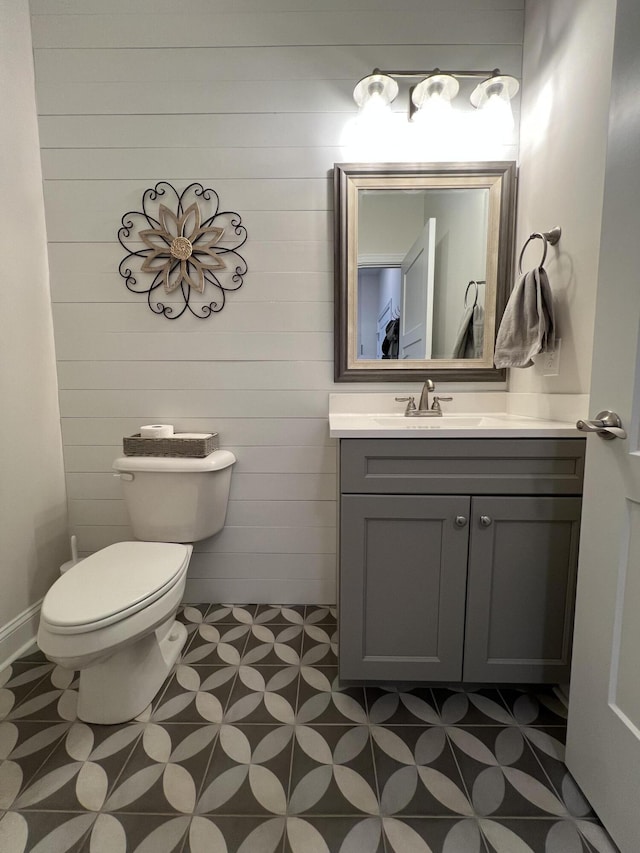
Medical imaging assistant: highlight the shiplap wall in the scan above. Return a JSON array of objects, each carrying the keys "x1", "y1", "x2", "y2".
[{"x1": 30, "y1": 0, "x2": 523, "y2": 604}]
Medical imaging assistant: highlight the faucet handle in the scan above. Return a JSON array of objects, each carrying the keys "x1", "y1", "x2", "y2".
[
  {"x1": 431, "y1": 395, "x2": 453, "y2": 412},
  {"x1": 395, "y1": 396, "x2": 417, "y2": 414}
]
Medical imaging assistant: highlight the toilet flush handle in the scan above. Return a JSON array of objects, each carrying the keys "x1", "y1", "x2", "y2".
[{"x1": 114, "y1": 472, "x2": 135, "y2": 482}]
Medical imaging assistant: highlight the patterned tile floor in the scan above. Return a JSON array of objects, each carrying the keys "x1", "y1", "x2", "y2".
[{"x1": 0, "y1": 604, "x2": 620, "y2": 853}]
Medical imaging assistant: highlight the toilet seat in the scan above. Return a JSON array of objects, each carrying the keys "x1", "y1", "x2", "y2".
[{"x1": 41, "y1": 541, "x2": 191, "y2": 634}]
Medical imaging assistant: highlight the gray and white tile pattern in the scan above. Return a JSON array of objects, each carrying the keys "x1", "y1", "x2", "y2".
[{"x1": 0, "y1": 604, "x2": 620, "y2": 852}]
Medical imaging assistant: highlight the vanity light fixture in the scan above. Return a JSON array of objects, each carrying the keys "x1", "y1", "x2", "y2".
[
  {"x1": 352, "y1": 71, "x2": 398, "y2": 119},
  {"x1": 469, "y1": 73, "x2": 520, "y2": 137},
  {"x1": 409, "y1": 73, "x2": 459, "y2": 122},
  {"x1": 353, "y1": 67, "x2": 519, "y2": 127}
]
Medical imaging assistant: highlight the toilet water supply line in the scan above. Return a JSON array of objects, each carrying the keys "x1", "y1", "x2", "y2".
[{"x1": 60, "y1": 534, "x2": 80, "y2": 575}]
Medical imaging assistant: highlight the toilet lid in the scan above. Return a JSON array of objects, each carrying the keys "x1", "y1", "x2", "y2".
[{"x1": 41, "y1": 542, "x2": 191, "y2": 631}]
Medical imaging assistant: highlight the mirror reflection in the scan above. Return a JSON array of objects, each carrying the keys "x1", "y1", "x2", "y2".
[
  {"x1": 357, "y1": 187, "x2": 489, "y2": 360},
  {"x1": 334, "y1": 162, "x2": 516, "y2": 382}
]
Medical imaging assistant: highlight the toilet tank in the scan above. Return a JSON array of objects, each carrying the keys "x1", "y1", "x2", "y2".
[{"x1": 113, "y1": 450, "x2": 236, "y2": 543}]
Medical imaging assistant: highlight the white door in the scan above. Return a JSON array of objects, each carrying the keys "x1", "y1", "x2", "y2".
[
  {"x1": 399, "y1": 218, "x2": 436, "y2": 359},
  {"x1": 566, "y1": 3, "x2": 640, "y2": 851}
]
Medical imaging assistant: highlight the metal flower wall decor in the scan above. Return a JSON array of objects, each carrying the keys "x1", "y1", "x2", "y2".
[{"x1": 117, "y1": 182, "x2": 248, "y2": 319}]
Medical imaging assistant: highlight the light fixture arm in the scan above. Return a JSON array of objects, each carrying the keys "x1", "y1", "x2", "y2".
[{"x1": 367, "y1": 67, "x2": 502, "y2": 81}]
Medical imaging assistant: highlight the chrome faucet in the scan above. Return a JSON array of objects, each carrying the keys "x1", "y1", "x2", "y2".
[
  {"x1": 418, "y1": 379, "x2": 435, "y2": 412},
  {"x1": 395, "y1": 379, "x2": 453, "y2": 417}
]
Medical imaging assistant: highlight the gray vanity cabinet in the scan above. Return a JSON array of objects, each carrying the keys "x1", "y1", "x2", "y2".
[
  {"x1": 338, "y1": 437, "x2": 585, "y2": 684},
  {"x1": 463, "y1": 495, "x2": 582, "y2": 682},
  {"x1": 340, "y1": 494, "x2": 470, "y2": 681}
]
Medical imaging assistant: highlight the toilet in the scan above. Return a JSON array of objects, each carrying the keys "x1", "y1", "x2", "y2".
[{"x1": 37, "y1": 449, "x2": 236, "y2": 724}]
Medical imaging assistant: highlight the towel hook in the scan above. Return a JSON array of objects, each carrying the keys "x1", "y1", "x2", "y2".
[
  {"x1": 463, "y1": 280, "x2": 485, "y2": 309},
  {"x1": 464, "y1": 280, "x2": 479, "y2": 309},
  {"x1": 518, "y1": 226, "x2": 562, "y2": 274}
]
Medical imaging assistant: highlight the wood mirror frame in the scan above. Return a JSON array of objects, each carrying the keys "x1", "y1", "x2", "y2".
[{"x1": 334, "y1": 161, "x2": 516, "y2": 382}]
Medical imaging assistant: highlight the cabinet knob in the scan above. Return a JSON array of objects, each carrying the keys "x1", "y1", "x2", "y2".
[
  {"x1": 454, "y1": 515, "x2": 468, "y2": 527},
  {"x1": 480, "y1": 515, "x2": 493, "y2": 527}
]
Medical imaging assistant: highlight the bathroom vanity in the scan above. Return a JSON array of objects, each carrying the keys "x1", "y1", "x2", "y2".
[{"x1": 330, "y1": 404, "x2": 586, "y2": 685}]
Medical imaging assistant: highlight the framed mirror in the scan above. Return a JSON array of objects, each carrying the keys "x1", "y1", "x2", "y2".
[{"x1": 334, "y1": 161, "x2": 516, "y2": 381}]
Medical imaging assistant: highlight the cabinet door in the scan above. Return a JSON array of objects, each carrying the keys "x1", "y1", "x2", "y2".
[
  {"x1": 340, "y1": 494, "x2": 470, "y2": 681},
  {"x1": 463, "y1": 496, "x2": 582, "y2": 683}
]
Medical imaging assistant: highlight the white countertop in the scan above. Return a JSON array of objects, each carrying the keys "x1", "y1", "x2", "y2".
[
  {"x1": 328, "y1": 394, "x2": 581, "y2": 438},
  {"x1": 329, "y1": 411, "x2": 581, "y2": 438}
]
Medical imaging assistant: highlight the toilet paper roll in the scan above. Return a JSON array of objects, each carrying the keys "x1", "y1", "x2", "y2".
[{"x1": 140, "y1": 424, "x2": 174, "y2": 439}]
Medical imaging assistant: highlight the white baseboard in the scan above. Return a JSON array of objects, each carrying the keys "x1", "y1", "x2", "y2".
[{"x1": 0, "y1": 600, "x2": 42, "y2": 670}]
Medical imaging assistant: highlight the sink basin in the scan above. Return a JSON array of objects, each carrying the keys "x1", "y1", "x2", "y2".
[{"x1": 374, "y1": 416, "x2": 484, "y2": 428}]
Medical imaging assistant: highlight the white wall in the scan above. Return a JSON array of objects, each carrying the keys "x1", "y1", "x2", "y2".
[
  {"x1": 29, "y1": 0, "x2": 523, "y2": 604},
  {"x1": 0, "y1": 1, "x2": 68, "y2": 664},
  {"x1": 509, "y1": 0, "x2": 616, "y2": 420},
  {"x1": 429, "y1": 190, "x2": 488, "y2": 358},
  {"x1": 359, "y1": 193, "x2": 425, "y2": 257}
]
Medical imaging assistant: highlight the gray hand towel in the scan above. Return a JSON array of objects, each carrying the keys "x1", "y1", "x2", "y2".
[
  {"x1": 452, "y1": 304, "x2": 484, "y2": 358},
  {"x1": 452, "y1": 304, "x2": 474, "y2": 358},
  {"x1": 471, "y1": 304, "x2": 485, "y2": 358},
  {"x1": 494, "y1": 267, "x2": 555, "y2": 368}
]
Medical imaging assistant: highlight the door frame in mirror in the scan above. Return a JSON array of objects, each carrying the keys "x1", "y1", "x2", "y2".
[{"x1": 334, "y1": 161, "x2": 516, "y2": 382}]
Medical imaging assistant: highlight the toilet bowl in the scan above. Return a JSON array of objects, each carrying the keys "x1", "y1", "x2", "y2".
[
  {"x1": 37, "y1": 449, "x2": 235, "y2": 724},
  {"x1": 38, "y1": 541, "x2": 192, "y2": 724}
]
